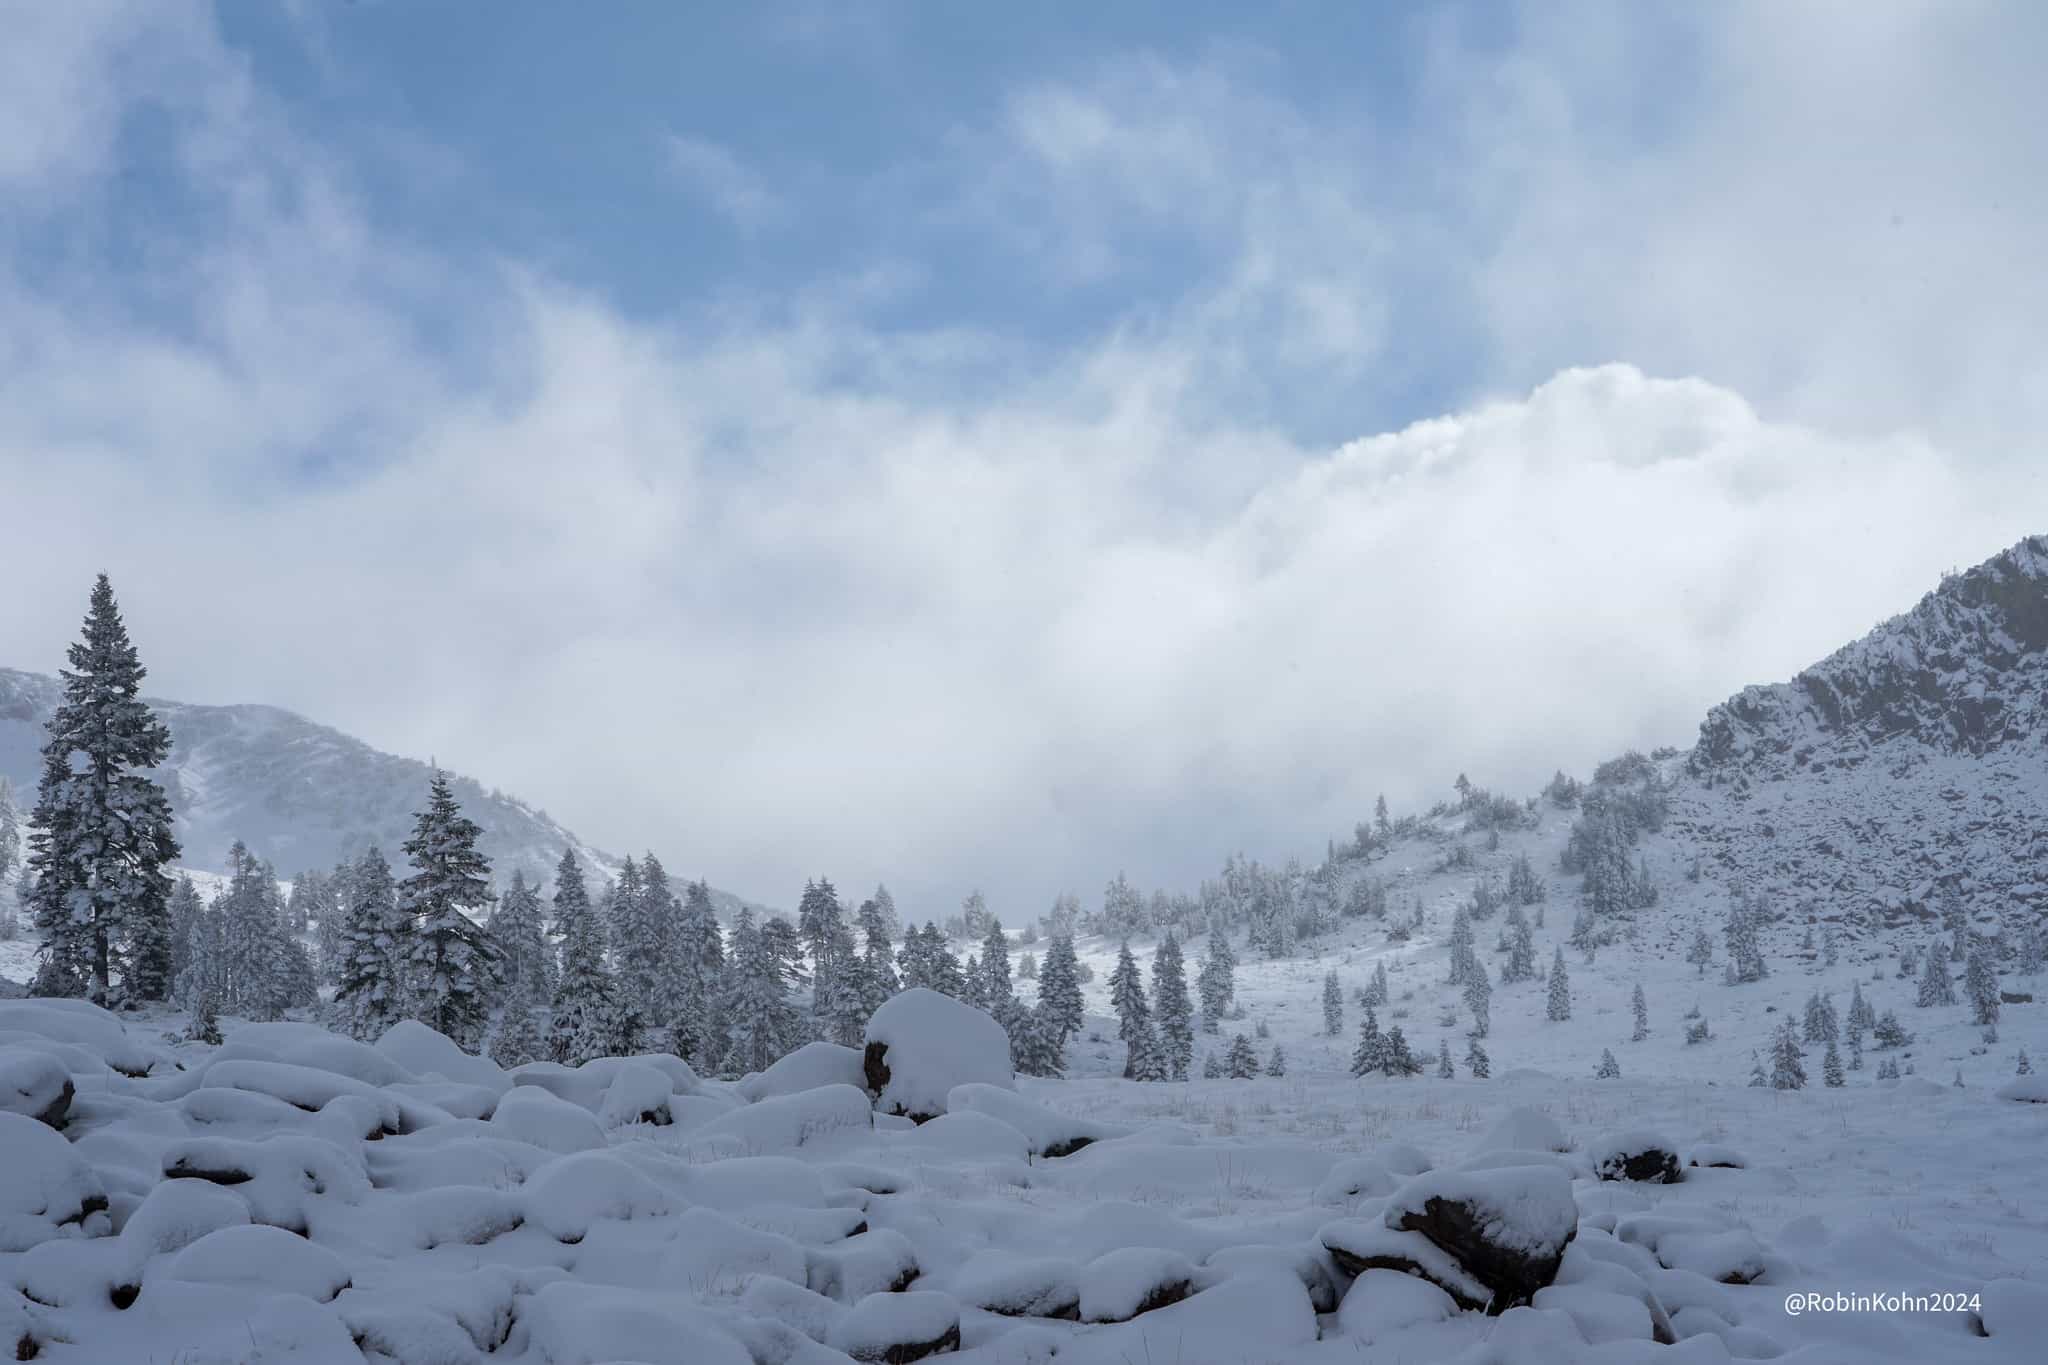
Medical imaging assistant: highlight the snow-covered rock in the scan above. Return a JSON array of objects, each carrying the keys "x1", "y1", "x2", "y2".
[
  {"x1": 1383, "y1": 1164, "x2": 1579, "y2": 1311},
  {"x1": 862, "y1": 988, "x2": 1012, "y2": 1122},
  {"x1": 165, "y1": 1222, "x2": 351, "y2": 1302},
  {"x1": 1474, "y1": 1106, "x2": 1571, "y2": 1156},
  {"x1": 1995, "y1": 1074, "x2": 2048, "y2": 1103},
  {"x1": 944, "y1": 1081, "x2": 1126, "y2": 1157},
  {"x1": 1591, "y1": 1129, "x2": 1683, "y2": 1184},
  {"x1": 1077, "y1": 1246, "x2": 1197, "y2": 1322},
  {"x1": 490, "y1": 1084, "x2": 607, "y2": 1153},
  {"x1": 0, "y1": 1112, "x2": 107, "y2": 1250},
  {"x1": 0, "y1": 1045, "x2": 74, "y2": 1128},
  {"x1": 736, "y1": 1041, "x2": 868, "y2": 1102},
  {"x1": 828, "y1": 1289, "x2": 961, "y2": 1363}
]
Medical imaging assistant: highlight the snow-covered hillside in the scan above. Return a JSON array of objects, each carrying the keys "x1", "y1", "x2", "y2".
[{"x1": 0, "y1": 668, "x2": 765, "y2": 919}]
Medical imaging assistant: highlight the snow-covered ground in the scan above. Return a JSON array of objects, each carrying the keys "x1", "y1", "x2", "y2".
[{"x1": 2, "y1": 942, "x2": 2043, "y2": 1364}]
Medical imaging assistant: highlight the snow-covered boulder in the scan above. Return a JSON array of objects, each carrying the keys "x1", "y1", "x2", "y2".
[
  {"x1": 165, "y1": 1223, "x2": 351, "y2": 1303},
  {"x1": 374, "y1": 1020, "x2": 508, "y2": 1092},
  {"x1": 1336, "y1": 1267, "x2": 1461, "y2": 1345},
  {"x1": 1078, "y1": 1246, "x2": 1197, "y2": 1323},
  {"x1": 490, "y1": 1084, "x2": 607, "y2": 1153},
  {"x1": 1320, "y1": 1219, "x2": 1491, "y2": 1310},
  {"x1": 944, "y1": 1082, "x2": 1126, "y2": 1158},
  {"x1": 0, "y1": 1045, "x2": 75, "y2": 1129},
  {"x1": 1995, "y1": 1074, "x2": 2048, "y2": 1102},
  {"x1": 950, "y1": 1254, "x2": 1082, "y2": 1319},
  {"x1": 1200, "y1": 1242, "x2": 1343, "y2": 1312},
  {"x1": 118, "y1": 1178, "x2": 252, "y2": 1262},
  {"x1": 1978, "y1": 1277, "x2": 2048, "y2": 1341},
  {"x1": 0, "y1": 999, "x2": 176, "y2": 1077},
  {"x1": 736, "y1": 1041, "x2": 868, "y2": 1102},
  {"x1": 1615, "y1": 1214, "x2": 1769, "y2": 1285},
  {"x1": 1383, "y1": 1165, "x2": 1578, "y2": 1312},
  {"x1": 0, "y1": 1112, "x2": 107, "y2": 1250},
  {"x1": 681, "y1": 1083, "x2": 873, "y2": 1158},
  {"x1": 1313, "y1": 1143, "x2": 1431, "y2": 1207},
  {"x1": 809, "y1": 1227, "x2": 922, "y2": 1301},
  {"x1": 1591, "y1": 1129, "x2": 1683, "y2": 1184},
  {"x1": 829, "y1": 1289, "x2": 961, "y2": 1363},
  {"x1": 862, "y1": 988, "x2": 1012, "y2": 1122},
  {"x1": 597, "y1": 1060, "x2": 676, "y2": 1128},
  {"x1": 1474, "y1": 1107, "x2": 1571, "y2": 1156},
  {"x1": 524, "y1": 1280, "x2": 752, "y2": 1365},
  {"x1": 523, "y1": 1150, "x2": 672, "y2": 1243}
]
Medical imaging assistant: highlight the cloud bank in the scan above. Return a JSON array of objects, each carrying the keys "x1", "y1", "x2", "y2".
[{"x1": 0, "y1": 3, "x2": 2039, "y2": 917}]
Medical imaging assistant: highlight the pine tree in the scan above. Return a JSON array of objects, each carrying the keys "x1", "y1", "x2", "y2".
[
  {"x1": 1037, "y1": 932, "x2": 1084, "y2": 1049},
  {"x1": 167, "y1": 875, "x2": 206, "y2": 1007},
  {"x1": 1151, "y1": 931, "x2": 1193, "y2": 1080},
  {"x1": 218, "y1": 844, "x2": 291, "y2": 1021},
  {"x1": 1965, "y1": 942, "x2": 2000, "y2": 1028},
  {"x1": 1447, "y1": 906, "x2": 1475, "y2": 986},
  {"x1": 1463, "y1": 958, "x2": 1492, "y2": 1039},
  {"x1": 979, "y1": 916, "x2": 1013, "y2": 1010},
  {"x1": 2016, "y1": 1047, "x2": 2031, "y2": 1076},
  {"x1": 1872, "y1": 1009, "x2": 1910, "y2": 1050},
  {"x1": 1437, "y1": 1037, "x2": 1454, "y2": 1078},
  {"x1": 1687, "y1": 928, "x2": 1714, "y2": 976},
  {"x1": 822, "y1": 925, "x2": 868, "y2": 1048},
  {"x1": 489, "y1": 870, "x2": 552, "y2": 1007},
  {"x1": 1219, "y1": 1031, "x2": 1253, "y2": 1079},
  {"x1": 666, "y1": 879, "x2": 726, "y2": 1066},
  {"x1": 1724, "y1": 896, "x2": 1768, "y2": 983},
  {"x1": 24, "y1": 575, "x2": 180, "y2": 1004},
  {"x1": 1464, "y1": 1035, "x2": 1490, "y2": 1079},
  {"x1": 549, "y1": 848, "x2": 617, "y2": 1065},
  {"x1": 1109, "y1": 940, "x2": 1155, "y2": 1080},
  {"x1": 1364, "y1": 960, "x2": 1390, "y2": 1008},
  {"x1": 722, "y1": 909, "x2": 802, "y2": 1076},
  {"x1": 1848, "y1": 1031, "x2": 1863, "y2": 1071},
  {"x1": 1917, "y1": 946, "x2": 1957, "y2": 1007},
  {"x1": 332, "y1": 847, "x2": 410, "y2": 1041},
  {"x1": 1322, "y1": 971, "x2": 1343, "y2": 1037},
  {"x1": 1546, "y1": 947, "x2": 1571, "y2": 1021},
  {"x1": 1196, "y1": 933, "x2": 1235, "y2": 1031},
  {"x1": 315, "y1": 859, "x2": 350, "y2": 985},
  {"x1": 1770, "y1": 1022, "x2": 1807, "y2": 1090},
  {"x1": 1748, "y1": 1050, "x2": 1768, "y2": 1087},
  {"x1": 1265, "y1": 1044, "x2": 1286, "y2": 1077},
  {"x1": 855, "y1": 897, "x2": 899, "y2": 1020},
  {"x1": 1008, "y1": 1002, "x2": 1065, "y2": 1079},
  {"x1": 489, "y1": 981, "x2": 544, "y2": 1067},
  {"x1": 1802, "y1": 991, "x2": 1827, "y2": 1043},
  {"x1": 187, "y1": 990, "x2": 222, "y2": 1045},
  {"x1": 1381, "y1": 1025, "x2": 1418, "y2": 1077},
  {"x1": 1350, "y1": 1005, "x2": 1386, "y2": 1078},
  {"x1": 0, "y1": 776, "x2": 18, "y2": 912},
  {"x1": 796, "y1": 879, "x2": 846, "y2": 1019},
  {"x1": 1631, "y1": 982, "x2": 1649, "y2": 1041},
  {"x1": 1822, "y1": 1038, "x2": 1844, "y2": 1087},
  {"x1": 1201, "y1": 1049, "x2": 1223, "y2": 1078},
  {"x1": 1502, "y1": 904, "x2": 1537, "y2": 983},
  {"x1": 1595, "y1": 1048, "x2": 1621, "y2": 1079},
  {"x1": 398, "y1": 776, "x2": 501, "y2": 1049}
]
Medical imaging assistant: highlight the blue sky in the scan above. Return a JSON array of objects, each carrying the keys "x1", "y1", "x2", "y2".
[{"x1": 2, "y1": 2, "x2": 2042, "y2": 910}]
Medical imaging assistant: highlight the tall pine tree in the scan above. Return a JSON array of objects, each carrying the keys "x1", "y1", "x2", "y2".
[
  {"x1": 332, "y1": 846, "x2": 411, "y2": 1041},
  {"x1": 549, "y1": 848, "x2": 615, "y2": 1064},
  {"x1": 400, "y1": 775, "x2": 502, "y2": 1049},
  {"x1": 1151, "y1": 930, "x2": 1193, "y2": 1080},
  {"x1": 25, "y1": 575, "x2": 179, "y2": 1004}
]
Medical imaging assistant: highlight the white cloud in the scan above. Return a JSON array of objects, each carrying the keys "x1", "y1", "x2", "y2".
[
  {"x1": 0, "y1": 5, "x2": 2038, "y2": 920},
  {"x1": 664, "y1": 134, "x2": 788, "y2": 232}
]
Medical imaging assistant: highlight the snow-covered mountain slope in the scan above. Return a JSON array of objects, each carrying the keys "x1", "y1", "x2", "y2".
[
  {"x1": 0, "y1": 668, "x2": 766, "y2": 918},
  {"x1": 1671, "y1": 533, "x2": 2048, "y2": 933}
]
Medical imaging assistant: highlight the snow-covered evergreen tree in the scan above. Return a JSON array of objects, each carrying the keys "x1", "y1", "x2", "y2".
[
  {"x1": 1631, "y1": 982, "x2": 1649, "y2": 1041},
  {"x1": 218, "y1": 844, "x2": 292, "y2": 1021},
  {"x1": 1350, "y1": 1005, "x2": 1386, "y2": 1077},
  {"x1": 1364, "y1": 960, "x2": 1390, "y2": 1008},
  {"x1": 822, "y1": 924, "x2": 868, "y2": 1048},
  {"x1": 1464, "y1": 1035, "x2": 1490, "y2": 1079},
  {"x1": 1009, "y1": 1003, "x2": 1065, "y2": 1079},
  {"x1": 1037, "y1": 932, "x2": 1084, "y2": 1049},
  {"x1": 1873, "y1": 1009, "x2": 1911, "y2": 1049},
  {"x1": 1265, "y1": 1044, "x2": 1286, "y2": 1077},
  {"x1": 1770, "y1": 1022, "x2": 1807, "y2": 1090},
  {"x1": 1196, "y1": 932, "x2": 1235, "y2": 1031},
  {"x1": 1822, "y1": 1038, "x2": 1844, "y2": 1087},
  {"x1": 796, "y1": 878, "x2": 847, "y2": 1018},
  {"x1": 549, "y1": 848, "x2": 616, "y2": 1065},
  {"x1": 1151, "y1": 930, "x2": 1193, "y2": 1081},
  {"x1": 1436, "y1": 1037, "x2": 1454, "y2": 1078},
  {"x1": 1916, "y1": 945, "x2": 1957, "y2": 1007},
  {"x1": 1223, "y1": 1032, "x2": 1257, "y2": 1079},
  {"x1": 24, "y1": 575, "x2": 180, "y2": 1004},
  {"x1": 187, "y1": 990, "x2": 222, "y2": 1045},
  {"x1": 489, "y1": 869, "x2": 552, "y2": 1007},
  {"x1": 1109, "y1": 940, "x2": 1155, "y2": 1080},
  {"x1": 1462, "y1": 958, "x2": 1492, "y2": 1039},
  {"x1": 0, "y1": 776, "x2": 18, "y2": 923},
  {"x1": 1201, "y1": 1049, "x2": 1223, "y2": 1078},
  {"x1": 978, "y1": 916, "x2": 1012, "y2": 1010},
  {"x1": 489, "y1": 982, "x2": 544, "y2": 1068},
  {"x1": 1595, "y1": 1048, "x2": 1621, "y2": 1079},
  {"x1": 722, "y1": 908, "x2": 802, "y2": 1077},
  {"x1": 333, "y1": 846, "x2": 410, "y2": 1042},
  {"x1": 399, "y1": 775, "x2": 501, "y2": 1050},
  {"x1": 1446, "y1": 906, "x2": 1475, "y2": 986},
  {"x1": 1965, "y1": 942, "x2": 2000, "y2": 1027},
  {"x1": 1724, "y1": 896, "x2": 1768, "y2": 983},
  {"x1": 1546, "y1": 947, "x2": 1571, "y2": 1021},
  {"x1": 667, "y1": 879, "x2": 726, "y2": 1066},
  {"x1": 2017, "y1": 1047, "x2": 2032, "y2": 1076},
  {"x1": 1322, "y1": 970, "x2": 1343, "y2": 1037},
  {"x1": 1381, "y1": 1025, "x2": 1419, "y2": 1077},
  {"x1": 167, "y1": 875, "x2": 206, "y2": 1007},
  {"x1": 855, "y1": 896, "x2": 899, "y2": 1019},
  {"x1": 1686, "y1": 928, "x2": 1714, "y2": 976},
  {"x1": 1748, "y1": 1050, "x2": 1769, "y2": 1087},
  {"x1": 1502, "y1": 904, "x2": 1537, "y2": 983}
]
